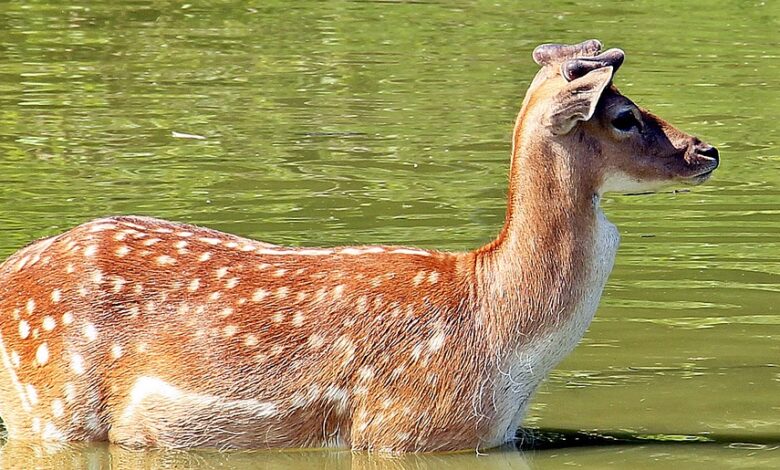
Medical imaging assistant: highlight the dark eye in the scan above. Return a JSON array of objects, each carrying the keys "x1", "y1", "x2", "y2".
[{"x1": 611, "y1": 110, "x2": 640, "y2": 132}]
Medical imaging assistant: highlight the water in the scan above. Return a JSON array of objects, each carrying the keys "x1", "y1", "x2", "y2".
[{"x1": 0, "y1": 0, "x2": 777, "y2": 468}]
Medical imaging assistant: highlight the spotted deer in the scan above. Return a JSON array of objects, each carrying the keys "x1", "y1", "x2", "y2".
[{"x1": 0, "y1": 40, "x2": 718, "y2": 452}]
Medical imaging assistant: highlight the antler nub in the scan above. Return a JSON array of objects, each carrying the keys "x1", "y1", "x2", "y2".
[
  {"x1": 561, "y1": 48, "x2": 625, "y2": 82},
  {"x1": 532, "y1": 39, "x2": 602, "y2": 66}
]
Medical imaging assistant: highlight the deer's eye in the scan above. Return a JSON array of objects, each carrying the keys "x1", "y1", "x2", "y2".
[{"x1": 611, "y1": 110, "x2": 640, "y2": 132}]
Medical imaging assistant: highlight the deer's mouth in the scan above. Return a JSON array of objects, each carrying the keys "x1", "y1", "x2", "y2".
[
  {"x1": 685, "y1": 155, "x2": 719, "y2": 184},
  {"x1": 689, "y1": 168, "x2": 715, "y2": 184}
]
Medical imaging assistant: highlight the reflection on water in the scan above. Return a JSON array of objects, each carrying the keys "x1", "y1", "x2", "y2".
[
  {"x1": 0, "y1": 0, "x2": 777, "y2": 467},
  {"x1": 0, "y1": 441, "x2": 531, "y2": 470},
  {"x1": 3, "y1": 438, "x2": 779, "y2": 470}
]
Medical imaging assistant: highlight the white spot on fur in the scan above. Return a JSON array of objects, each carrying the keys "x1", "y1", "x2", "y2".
[
  {"x1": 412, "y1": 271, "x2": 426, "y2": 286},
  {"x1": 62, "y1": 312, "x2": 74, "y2": 325},
  {"x1": 198, "y1": 252, "x2": 212, "y2": 262},
  {"x1": 199, "y1": 237, "x2": 221, "y2": 245},
  {"x1": 111, "y1": 344, "x2": 123, "y2": 359},
  {"x1": 334, "y1": 336, "x2": 355, "y2": 366},
  {"x1": 188, "y1": 279, "x2": 200, "y2": 292},
  {"x1": 429, "y1": 331, "x2": 446, "y2": 351},
  {"x1": 220, "y1": 307, "x2": 234, "y2": 317},
  {"x1": 51, "y1": 290, "x2": 61, "y2": 303},
  {"x1": 142, "y1": 238, "x2": 162, "y2": 247},
  {"x1": 252, "y1": 289, "x2": 269, "y2": 302},
  {"x1": 36, "y1": 343, "x2": 49, "y2": 365},
  {"x1": 244, "y1": 335, "x2": 258, "y2": 347},
  {"x1": 292, "y1": 312, "x2": 305, "y2": 327},
  {"x1": 411, "y1": 343, "x2": 424, "y2": 361},
  {"x1": 358, "y1": 366, "x2": 375, "y2": 381},
  {"x1": 19, "y1": 320, "x2": 30, "y2": 339},
  {"x1": 356, "y1": 295, "x2": 368, "y2": 313},
  {"x1": 226, "y1": 277, "x2": 239, "y2": 289},
  {"x1": 42, "y1": 421, "x2": 65, "y2": 440},
  {"x1": 428, "y1": 271, "x2": 440, "y2": 284},
  {"x1": 84, "y1": 245, "x2": 97, "y2": 257},
  {"x1": 51, "y1": 399, "x2": 65, "y2": 418},
  {"x1": 26, "y1": 299, "x2": 36, "y2": 315},
  {"x1": 42, "y1": 316, "x2": 56, "y2": 332},
  {"x1": 89, "y1": 223, "x2": 117, "y2": 232},
  {"x1": 333, "y1": 285, "x2": 345, "y2": 300},
  {"x1": 276, "y1": 287, "x2": 289, "y2": 299},
  {"x1": 113, "y1": 277, "x2": 127, "y2": 293},
  {"x1": 64, "y1": 383, "x2": 76, "y2": 403},
  {"x1": 308, "y1": 334, "x2": 324, "y2": 349},
  {"x1": 71, "y1": 353, "x2": 85, "y2": 374},
  {"x1": 223, "y1": 325, "x2": 238, "y2": 337},
  {"x1": 157, "y1": 255, "x2": 176, "y2": 266},
  {"x1": 83, "y1": 323, "x2": 98, "y2": 341}
]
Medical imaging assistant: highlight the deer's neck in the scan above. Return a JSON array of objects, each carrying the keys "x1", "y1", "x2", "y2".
[{"x1": 473, "y1": 114, "x2": 609, "y2": 345}]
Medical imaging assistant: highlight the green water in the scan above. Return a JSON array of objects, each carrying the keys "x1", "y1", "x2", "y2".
[{"x1": 0, "y1": 0, "x2": 777, "y2": 468}]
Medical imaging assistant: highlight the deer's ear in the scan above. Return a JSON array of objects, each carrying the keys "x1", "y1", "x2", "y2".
[{"x1": 544, "y1": 66, "x2": 613, "y2": 135}]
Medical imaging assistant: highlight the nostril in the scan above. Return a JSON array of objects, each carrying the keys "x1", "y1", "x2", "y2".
[{"x1": 698, "y1": 144, "x2": 719, "y2": 161}]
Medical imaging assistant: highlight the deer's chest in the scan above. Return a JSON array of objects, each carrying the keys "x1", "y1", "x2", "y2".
[{"x1": 488, "y1": 211, "x2": 620, "y2": 444}]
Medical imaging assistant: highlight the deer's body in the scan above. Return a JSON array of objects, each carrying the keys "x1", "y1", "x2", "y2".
[
  {"x1": 0, "y1": 40, "x2": 717, "y2": 452},
  {"x1": 0, "y1": 208, "x2": 615, "y2": 451}
]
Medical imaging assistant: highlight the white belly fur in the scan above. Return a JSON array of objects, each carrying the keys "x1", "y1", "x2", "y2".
[{"x1": 488, "y1": 208, "x2": 620, "y2": 446}]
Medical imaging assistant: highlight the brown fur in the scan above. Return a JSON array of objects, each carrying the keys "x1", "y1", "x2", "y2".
[{"x1": 0, "y1": 40, "x2": 717, "y2": 452}]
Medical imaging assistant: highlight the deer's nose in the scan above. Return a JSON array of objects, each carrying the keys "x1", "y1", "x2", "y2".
[{"x1": 697, "y1": 143, "x2": 719, "y2": 165}]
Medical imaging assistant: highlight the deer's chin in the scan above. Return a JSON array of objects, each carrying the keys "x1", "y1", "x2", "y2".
[
  {"x1": 598, "y1": 171, "x2": 669, "y2": 196},
  {"x1": 674, "y1": 163, "x2": 718, "y2": 186},
  {"x1": 683, "y1": 169, "x2": 715, "y2": 185}
]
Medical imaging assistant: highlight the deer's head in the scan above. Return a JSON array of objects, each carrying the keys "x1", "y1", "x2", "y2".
[{"x1": 520, "y1": 40, "x2": 719, "y2": 196}]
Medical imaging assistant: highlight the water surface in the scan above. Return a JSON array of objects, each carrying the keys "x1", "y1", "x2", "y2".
[{"x1": 0, "y1": 0, "x2": 777, "y2": 468}]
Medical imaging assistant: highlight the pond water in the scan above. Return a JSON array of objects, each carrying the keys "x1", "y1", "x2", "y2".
[{"x1": 0, "y1": 0, "x2": 777, "y2": 468}]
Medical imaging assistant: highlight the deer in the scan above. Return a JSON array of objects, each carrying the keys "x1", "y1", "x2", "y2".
[{"x1": 0, "y1": 40, "x2": 719, "y2": 453}]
